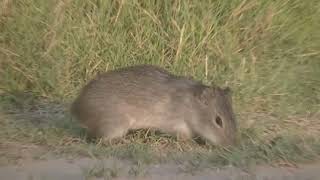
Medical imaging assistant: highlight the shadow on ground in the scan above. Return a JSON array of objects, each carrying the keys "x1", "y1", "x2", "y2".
[{"x1": 0, "y1": 92, "x2": 86, "y2": 138}]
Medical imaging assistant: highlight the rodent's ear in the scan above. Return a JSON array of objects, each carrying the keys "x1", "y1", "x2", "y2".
[
  {"x1": 223, "y1": 87, "x2": 233, "y2": 103},
  {"x1": 223, "y1": 87, "x2": 232, "y2": 95}
]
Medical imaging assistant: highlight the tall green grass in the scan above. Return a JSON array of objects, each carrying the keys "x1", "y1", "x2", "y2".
[
  {"x1": 1, "y1": 0, "x2": 319, "y2": 115},
  {"x1": 1, "y1": 0, "x2": 319, "y2": 116}
]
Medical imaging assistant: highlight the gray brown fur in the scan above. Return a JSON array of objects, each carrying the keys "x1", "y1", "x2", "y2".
[{"x1": 71, "y1": 65, "x2": 237, "y2": 146}]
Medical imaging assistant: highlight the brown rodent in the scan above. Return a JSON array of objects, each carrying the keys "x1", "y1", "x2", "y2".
[{"x1": 71, "y1": 65, "x2": 237, "y2": 146}]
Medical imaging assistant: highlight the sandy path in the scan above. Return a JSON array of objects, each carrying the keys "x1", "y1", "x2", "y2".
[{"x1": 0, "y1": 157, "x2": 319, "y2": 180}]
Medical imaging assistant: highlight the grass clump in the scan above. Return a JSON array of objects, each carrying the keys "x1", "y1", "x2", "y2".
[{"x1": 0, "y1": 0, "x2": 320, "y2": 167}]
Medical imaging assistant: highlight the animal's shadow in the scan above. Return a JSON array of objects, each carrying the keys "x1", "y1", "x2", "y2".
[{"x1": 0, "y1": 92, "x2": 87, "y2": 140}]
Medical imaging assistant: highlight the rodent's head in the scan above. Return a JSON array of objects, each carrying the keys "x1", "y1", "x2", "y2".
[{"x1": 193, "y1": 86, "x2": 237, "y2": 146}]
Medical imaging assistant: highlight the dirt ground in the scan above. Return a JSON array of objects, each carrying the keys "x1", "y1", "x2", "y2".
[{"x1": 0, "y1": 157, "x2": 320, "y2": 180}]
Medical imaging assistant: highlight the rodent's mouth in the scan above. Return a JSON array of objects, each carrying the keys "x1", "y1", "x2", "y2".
[
  {"x1": 214, "y1": 133, "x2": 237, "y2": 147},
  {"x1": 223, "y1": 136, "x2": 238, "y2": 147}
]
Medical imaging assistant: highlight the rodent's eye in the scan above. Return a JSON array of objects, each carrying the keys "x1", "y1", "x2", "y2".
[{"x1": 215, "y1": 116, "x2": 223, "y2": 128}]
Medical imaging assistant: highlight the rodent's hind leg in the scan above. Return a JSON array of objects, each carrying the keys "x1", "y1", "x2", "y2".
[{"x1": 97, "y1": 119, "x2": 131, "y2": 146}]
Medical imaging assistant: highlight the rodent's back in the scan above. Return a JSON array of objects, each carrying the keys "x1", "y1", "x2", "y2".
[
  {"x1": 79, "y1": 65, "x2": 203, "y2": 101},
  {"x1": 71, "y1": 65, "x2": 205, "y2": 120}
]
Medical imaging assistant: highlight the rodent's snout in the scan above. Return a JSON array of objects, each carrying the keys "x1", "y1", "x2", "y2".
[{"x1": 216, "y1": 138, "x2": 236, "y2": 147}]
